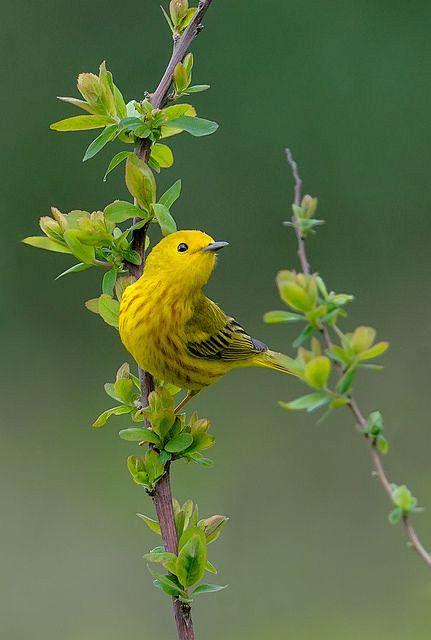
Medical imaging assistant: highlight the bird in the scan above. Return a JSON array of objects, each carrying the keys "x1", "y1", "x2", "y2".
[{"x1": 119, "y1": 230, "x2": 295, "y2": 411}]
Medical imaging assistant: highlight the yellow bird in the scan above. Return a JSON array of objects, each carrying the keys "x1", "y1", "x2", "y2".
[{"x1": 119, "y1": 230, "x2": 294, "y2": 410}]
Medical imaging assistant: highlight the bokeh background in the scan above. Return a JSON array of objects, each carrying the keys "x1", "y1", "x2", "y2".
[{"x1": 2, "y1": 1, "x2": 431, "y2": 638}]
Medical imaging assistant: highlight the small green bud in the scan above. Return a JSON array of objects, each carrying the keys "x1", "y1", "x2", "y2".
[
  {"x1": 183, "y1": 52, "x2": 193, "y2": 76},
  {"x1": 116, "y1": 363, "x2": 131, "y2": 380},
  {"x1": 50, "y1": 206, "x2": 69, "y2": 232},
  {"x1": 39, "y1": 216, "x2": 62, "y2": 239},
  {"x1": 170, "y1": 0, "x2": 188, "y2": 23},
  {"x1": 351, "y1": 326, "x2": 376, "y2": 353},
  {"x1": 77, "y1": 73, "x2": 104, "y2": 104},
  {"x1": 276, "y1": 270, "x2": 317, "y2": 312},
  {"x1": 77, "y1": 68, "x2": 116, "y2": 117},
  {"x1": 301, "y1": 194, "x2": 318, "y2": 219},
  {"x1": 173, "y1": 62, "x2": 190, "y2": 93},
  {"x1": 391, "y1": 484, "x2": 418, "y2": 513},
  {"x1": 198, "y1": 515, "x2": 228, "y2": 544}
]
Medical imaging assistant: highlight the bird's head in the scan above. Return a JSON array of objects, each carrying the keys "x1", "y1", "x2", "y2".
[{"x1": 143, "y1": 229, "x2": 229, "y2": 289}]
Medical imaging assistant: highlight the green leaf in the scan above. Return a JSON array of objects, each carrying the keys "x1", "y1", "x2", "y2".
[
  {"x1": 366, "y1": 410, "x2": 384, "y2": 435},
  {"x1": 125, "y1": 154, "x2": 156, "y2": 209},
  {"x1": 85, "y1": 298, "x2": 100, "y2": 314},
  {"x1": 165, "y1": 433, "x2": 193, "y2": 453},
  {"x1": 103, "y1": 151, "x2": 131, "y2": 181},
  {"x1": 326, "y1": 345, "x2": 351, "y2": 366},
  {"x1": 160, "y1": 4, "x2": 174, "y2": 32},
  {"x1": 376, "y1": 435, "x2": 389, "y2": 455},
  {"x1": 119, "y1": 116, "x2": 144, "y2": 132},
  {"x1": 83, "y1": 125, "x2": 118, "y2": 161},
  {"x1": 98, "y1": 293, "x2": 120, "y2": 327},
  {"x1": 55, "y1": 262, "x2": 92, "y2": 279},
  {"x1": 168, "y1": 116, "x2": 218, "y2": 137},
  {"x1": 388, "y1": 507, "x2": 402, "y2": 525},
  {"x1": 279, "y1": 392, "x2": 330, "y2": 412},
  {"x1": 187, "y1": 452, "x2": 214, "y2": 467},
  {"x1": 102, "y1": 268, "x2": 117, "y2": 295},
  {"x1": 173, "y1": 62, "x2": 189, "y2": 94},
  {"x1": 198, "y1": 515, "x2": 228, "y2": 544},
  {"x1": 145, "y1": 450, "x2": 165, "y2": 485},
  {"x1": 304, "y1": 356, "x2": 331, "y2": 389},
  {"x1": 63, "y1": 229, "x2": 95, "y2": 264},
  {"x1": 162, "y1": 104, "x2": 196, "y2": 122},
  {"x1": 292, "y1": 324, "x2": 314, "y2": 348},
  {"x1": 150, "y1": 143, "x2": 174, "y2": 168},
  {"x1": 206, "y1": 560, "x2": 217, "y2": 574},
  {"x1": 121, "y1": 247, "x2": 142, "y2": 265},
  {"x1": 184, "y1": 85, "x2": 210, "y2": 94},
  {"x1": 391, "y1": 485, "x2": 418, "y2": 513},
  {"x1": 150, "y1": 571, "x2": 184, "y2": 597},
  {"x1": 104, "y1": 200, "x2": 145, "y2": 223},
  {"x1": 358, "y1": 342, "x2": 389, "y2": 361},
  {"x1": 192, "y1": 583, "x2": 227, "y2": 595},
  {"x1": 104, "y1": 382, "x2": 122, "y2": 402},
  {"x1": 22, "y1": 236, "x2": 72, "y2": 254},
  {"x1": 263, "y1": 310, "x2": 304, "y2": 323},
  {"x1": 50, "y1": 115, "x2": 115, "y2": 131},
  {"x1": 159, "y1": 179, "x2": 182, "y2": 210},
  {"x1": 113, "y1": 83, "x2": 127, "y2": 119},
  {"x1": 158, "y1": 450, "x2": 172, "y2": 466},
  {"x1": 136, "y1": 513, "x2": 161, "y2": 535},
  {"x1": 336, "y1": 368, "x2": 356, "y2": 395},
  {"x1": 144, "y1": 550, "x2": 178, "y2": 574},
  {"x1": 92, "y1": 404, "x2": 132, "y2": 428},
  {"x1": 152, "y1": 203, "x2": 177, "y2": 235},
  {"x1": 176, "y1": 530, "x2": 207, "y2": 587},
  {"x1": 119, "y1": 428, "x2": 160, "y2": 444},
  {"x1": 57, "y1": 96, "x2": 95, "y2": 114}
]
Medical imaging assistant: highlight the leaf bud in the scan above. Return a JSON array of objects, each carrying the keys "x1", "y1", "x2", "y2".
[
  {"x1": 351, "y1": 326, "x2": 376, "y2": 353},
  {"x1": 301, "y1": 194, "x2": 318, "y2": 219},
  {"x1": 39, "y1": 216, "x2": 62, "y2": 239},
  {"x1": 391, "y1": 484, "x2": 418, "y2": 513},
  {"x1": 170, "y1": 0, "x2": 188, "y2": 23},
  {"x1": 198, "y1": 515, "x2": 228, "y2": 544},
  {"x1": 276, "y1": 270, "x2": 317, "y2": 312}
]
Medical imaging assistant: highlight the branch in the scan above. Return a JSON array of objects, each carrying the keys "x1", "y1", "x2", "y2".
[
  {"x1": 126, "y1": 4, "x2": 215, "y2": 639},
  {"x1": 285, "y1": 148, "x2": 431, "y2": 570},
  {"x1": 285, "y1": 149, "x2": 310, "y2": 276}
]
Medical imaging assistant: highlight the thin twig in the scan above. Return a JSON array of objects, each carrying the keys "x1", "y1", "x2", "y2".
[
  {"x1": 286, "y1": 149, "x2": 431, "y2": 569},
  {"x1": 126, "y1": 4, "x2": 215, "y2": 639},
  {"x1": 285, "y1": 149, "x2": 310, "y2": 276}
]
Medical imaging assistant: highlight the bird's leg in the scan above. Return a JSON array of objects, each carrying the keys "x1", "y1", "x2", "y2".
[{"x1": 174, "y1": 390, "x2": 199, "y2": 414}]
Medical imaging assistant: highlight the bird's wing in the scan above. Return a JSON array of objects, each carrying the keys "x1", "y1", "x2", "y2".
[{"x1": 185, "y1": 297, "x2": 267, "y2": 361}]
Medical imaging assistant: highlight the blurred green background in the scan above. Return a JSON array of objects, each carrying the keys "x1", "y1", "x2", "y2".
[{"x1": 2, "y1": 1, "x2": 431, "y2": 638}]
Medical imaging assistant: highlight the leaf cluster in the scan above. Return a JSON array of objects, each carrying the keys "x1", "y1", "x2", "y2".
[
  {"x1": 140, "y1": 498, "x2": 227, "y2": 602},
  {"x1": 389, "y1": 484, "x2": 423, "y2": 525},
  {"x1": 121, "y1": 386, "x2": 216, "y2": 477},
  {"x1": 283, "y1": 194, "x2": 323, "y2": 237},
  {"x1": 266, "y1": 268, "x2": 388, "y2": 421},
  {"x1": 50, "y1": 60, "x2": 216, "y2": 171}
]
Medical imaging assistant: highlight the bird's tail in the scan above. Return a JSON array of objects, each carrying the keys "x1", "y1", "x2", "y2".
[{"x1": 254, "y1": 349, "x2": 299, "y2": 376}]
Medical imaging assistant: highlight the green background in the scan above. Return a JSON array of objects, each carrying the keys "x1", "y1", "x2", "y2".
[{"x1": 2, "y1": 1, "x2": 431, "y2": 638}]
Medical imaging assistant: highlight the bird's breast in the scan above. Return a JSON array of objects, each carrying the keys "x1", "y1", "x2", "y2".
[{"x1": 119, "y1": 279, "x2": 191, "y2": 374}]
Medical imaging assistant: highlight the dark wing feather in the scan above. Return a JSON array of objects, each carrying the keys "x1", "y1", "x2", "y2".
[{"x1": 185, "y1": 298, "x2": 267, "y2": 361}]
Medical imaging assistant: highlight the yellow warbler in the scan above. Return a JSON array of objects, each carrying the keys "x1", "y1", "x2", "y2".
[{"x1": 119, "y1": 230, "x2": 294, "y2": 408}]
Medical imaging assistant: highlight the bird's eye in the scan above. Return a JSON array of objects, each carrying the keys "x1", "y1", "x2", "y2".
[{"x1": 177, "y1": 243, "x2": 188, "y2": 252}]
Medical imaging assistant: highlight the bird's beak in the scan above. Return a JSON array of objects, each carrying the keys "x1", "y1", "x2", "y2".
[{"x1": 202, "y1": 241, "x2": 229, "y2": 252}]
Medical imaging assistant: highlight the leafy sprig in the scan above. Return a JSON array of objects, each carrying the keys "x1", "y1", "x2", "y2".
[{"x1": 265, "y1": 149, "x2": 431, "y2": 568}]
